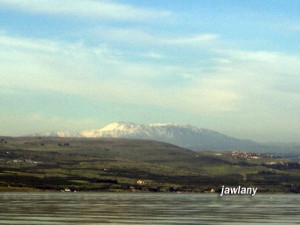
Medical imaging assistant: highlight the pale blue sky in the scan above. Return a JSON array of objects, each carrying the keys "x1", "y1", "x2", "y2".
[{"x1": 0, "y1": 0, "x2": 300, "y2": 142}]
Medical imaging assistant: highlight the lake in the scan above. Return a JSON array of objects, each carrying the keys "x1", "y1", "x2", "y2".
[{"x1": 0, "y1": 192, "x2": 299, "y2": 224}]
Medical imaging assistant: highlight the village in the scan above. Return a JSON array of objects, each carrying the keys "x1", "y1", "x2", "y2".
[{"x1": 229, "y1": 151, "x2": 277, "y2": 160}]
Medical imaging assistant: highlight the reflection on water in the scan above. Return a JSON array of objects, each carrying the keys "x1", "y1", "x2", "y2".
[{"x1": 0, "y1": 192, "x2": 299, "y2": 224}]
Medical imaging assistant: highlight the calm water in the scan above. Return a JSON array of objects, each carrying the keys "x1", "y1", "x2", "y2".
[{"x1": 0, "y1": 192, "x2": 299, "y2": 224}]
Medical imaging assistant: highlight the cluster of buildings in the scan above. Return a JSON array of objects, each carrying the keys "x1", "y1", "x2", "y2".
[
  {"x1": 230, "y1": 151, "x2": 262, "y2": 160},
  {"x1": 6, "y1": 158, "x2": 38, "y2": 164}
]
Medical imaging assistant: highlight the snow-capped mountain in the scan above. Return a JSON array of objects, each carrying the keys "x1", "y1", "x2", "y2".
[
  {"x1": 79, "y1": 122, "x2": 262, "y2": 151},
  {"x1": 30, "y1": 122, "x2": 263, "y2": 151}
]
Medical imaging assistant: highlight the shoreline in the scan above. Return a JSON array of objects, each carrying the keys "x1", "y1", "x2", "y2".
[{"x1": 0, "y1": 187, "x2": 297, "y2": 194}]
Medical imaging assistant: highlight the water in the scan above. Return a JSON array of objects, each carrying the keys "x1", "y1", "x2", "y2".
[{"x1": 0, "y1": 193, "x2": 299, "y2": 224}]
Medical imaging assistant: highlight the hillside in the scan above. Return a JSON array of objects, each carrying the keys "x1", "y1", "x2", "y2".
[{"x1": 0, "y1": 137, "x2": 300, "y2": 193}]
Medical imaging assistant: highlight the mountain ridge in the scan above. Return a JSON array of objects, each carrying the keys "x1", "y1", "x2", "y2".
[{"x1": 30, "y1": 122, "x2": 263, "y2": 151}]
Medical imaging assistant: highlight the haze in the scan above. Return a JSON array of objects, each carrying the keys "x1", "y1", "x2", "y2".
[{"x1": 0, "y1": 0, "x2": 300, "y2": 142}]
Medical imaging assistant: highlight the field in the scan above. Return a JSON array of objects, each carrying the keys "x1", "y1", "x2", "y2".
[{"x1": 0, "y1": 137, "x2": 299, "y2": 193}]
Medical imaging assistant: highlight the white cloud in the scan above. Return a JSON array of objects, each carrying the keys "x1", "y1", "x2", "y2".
[
  {"x1": 2, "y1": 34, "x2": 296, "y2": 108},
  {"x1": 0, "y1": 33, "x2": 235, "y2": 114},
  {"x1": 165, "y1": 34, "x2": 218, "y2": 45},
  {"x1": 0, "y1": 0, "x2": 171, "y2": 21},
  {"x1": 214, "y1": 49, "x2": 300, "y2": 90},
  {"x1": 2, "y1": 32, "x2": 300, "y2": 141},
  {"x1": 204, "y1": 48, "x2": 300, "y2": 139},
  {"x1": 94, "y1": 27, "x2": 218, "y2": 47}
]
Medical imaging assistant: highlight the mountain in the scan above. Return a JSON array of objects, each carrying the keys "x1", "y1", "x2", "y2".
[{"x1": 79, "y1": 122, "x2": 262, "y2": 151}]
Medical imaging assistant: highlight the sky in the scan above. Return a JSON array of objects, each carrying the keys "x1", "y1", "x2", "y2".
[{"x1": 0, "y1": 0, "x2": 300, "y2": 142}]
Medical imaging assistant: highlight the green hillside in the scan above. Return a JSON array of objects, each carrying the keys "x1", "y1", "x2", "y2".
[{"x1": 0, "y1": 137, "x2": 299, "y2": 193}]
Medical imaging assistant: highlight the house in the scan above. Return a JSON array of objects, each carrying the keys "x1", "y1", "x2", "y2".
[{"x1": 136, "y1": 180, "x2": 146, "y2": 185}]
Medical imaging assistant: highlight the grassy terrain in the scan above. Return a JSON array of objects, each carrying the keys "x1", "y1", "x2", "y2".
[{"x1": 0, "y1": 137, "x2": 299, "y2": 193}]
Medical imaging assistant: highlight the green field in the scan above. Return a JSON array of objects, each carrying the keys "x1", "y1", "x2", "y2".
[{"x1": 0, "y1": 137, "x2": 299, "y2": 193}]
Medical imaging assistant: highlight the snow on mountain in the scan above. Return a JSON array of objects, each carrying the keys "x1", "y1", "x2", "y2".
[
  {"x1": 79, "y1": 122, "x2": 262, "y2": 151},
  {"x1": 30, "y1": 131, "x2": 78, "y2": 137},
  {"x1": 30, "y1": 122, "x2": 262, "y2": 151}
]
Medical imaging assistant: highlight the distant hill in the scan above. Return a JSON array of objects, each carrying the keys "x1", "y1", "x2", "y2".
[
  {"x1": 78, "y1": 122, "x2": 263, "y2": 151},
  {"x1": 29, "y1": 122, "x2": 264, "y2": 151},
  {"x1": 27, "y1": 121, "x2": 300, "y2": 155}
]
